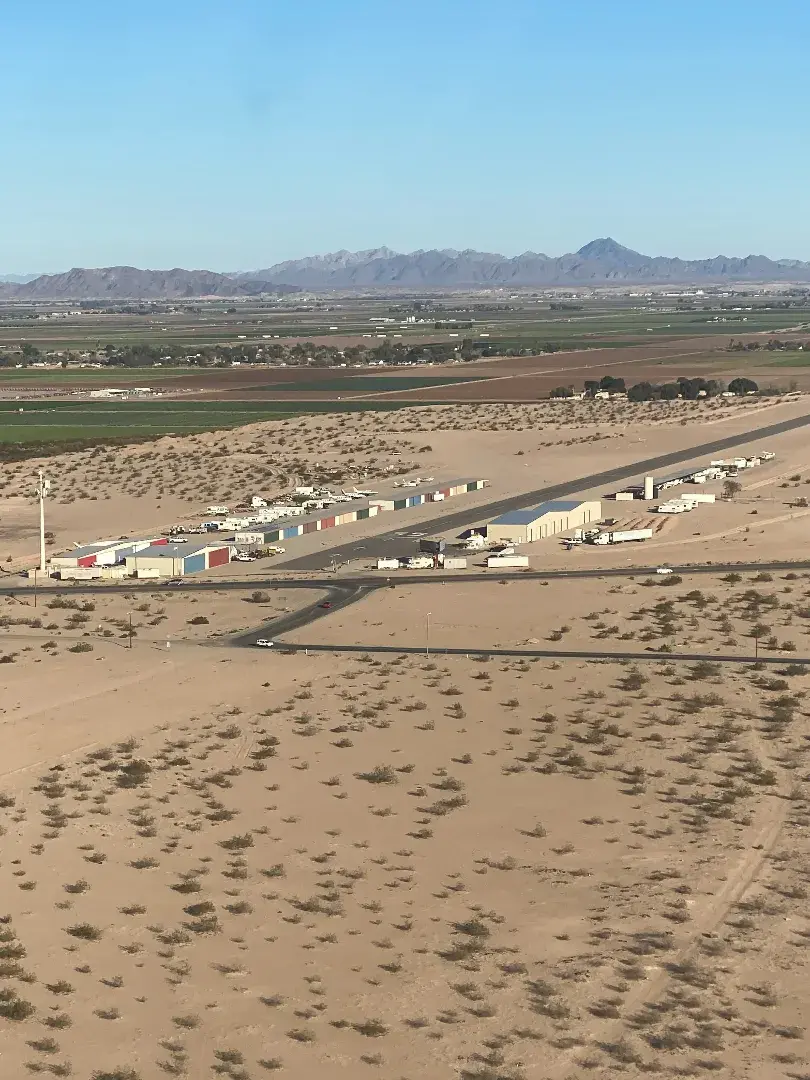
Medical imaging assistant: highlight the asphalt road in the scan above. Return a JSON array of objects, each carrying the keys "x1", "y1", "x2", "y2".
[
  {"x1": 5, "y1": 559, "x2": 810, "y2": 600},
  {"x1": 263, "y1": 642, "x2": 810, "y2": 666},
  {"x1": 279, "y1": 408, "x2": 810, "y2": 569},
  {"x1": 228, "y1": 582, "x2": 375, "y2": 647}
]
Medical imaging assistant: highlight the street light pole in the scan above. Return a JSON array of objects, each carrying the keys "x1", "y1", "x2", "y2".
[
  {"x1": 426, "y1": 611, "x2": 431, "y2": 657},
  {"x1": 35, "y1": 470, "x2": 50, "y2": 574}
]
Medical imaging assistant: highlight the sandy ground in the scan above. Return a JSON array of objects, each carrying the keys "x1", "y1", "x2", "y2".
[
  {"x1": 0, "y1": 588, "x2": 323, "y2": 653},
  {"x1": 0, "y1": 570, "x2": 809, "y2": 1078}
]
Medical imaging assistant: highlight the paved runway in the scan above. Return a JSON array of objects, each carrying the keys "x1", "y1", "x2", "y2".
[{"x1": 279, "y1": 409, "x2": 810, "y2": 569}]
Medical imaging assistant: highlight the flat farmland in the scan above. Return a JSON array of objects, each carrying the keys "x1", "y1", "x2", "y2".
[
  {"x1": 182, "y1": 338, "x2": 765, "y2": 404},
  {"x1": 3, "y1": 294, "x2": 809, "y2": 354},
  {"x1": 0, "y1": 399, "x2": 410, "y2": 454}
]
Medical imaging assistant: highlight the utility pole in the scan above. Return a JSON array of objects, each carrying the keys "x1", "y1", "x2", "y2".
[
  {"x1": 128, "y1": 611, "x2": 133, "y2": 649},
  {"x1": 35, "y1": 471, "x2": 50, "y2": 574},
  {"x1": 426, "y1": 611, "x2": 432, "y2": 657}
]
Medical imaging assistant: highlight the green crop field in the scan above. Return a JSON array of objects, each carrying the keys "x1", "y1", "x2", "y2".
[
  {"x1": 764, "y1": 352, "x2": 810, "y2": 367},
  {"x1": 0, "y1": 398, "x2": 419, "y2": 457},
  {"x1": 0, "y1": 366, "x2": 197, "y2": 383}
]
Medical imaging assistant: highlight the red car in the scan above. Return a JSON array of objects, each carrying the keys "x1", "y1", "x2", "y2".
[{"x1": 319, "y1": 601, "x2": 333, "y2": 609}]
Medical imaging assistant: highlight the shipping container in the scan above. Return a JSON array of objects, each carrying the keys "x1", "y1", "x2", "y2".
[
  {"x1": 406, "y1": 556, "x2": 434, "y2": 569},
  {"x1": 486, "y1": 555, "x2": 529, "y2": 568},
  {"x1": 182, "y1": 552, "x2": 206, "y2": 574},
  {"x1": 207, "y1": 546, "x2": 230, "y2": 569},
  {"x1": 442, "y1": 557, "x2": 467, "y2": 569},
  {"x1": 376, "y1": 558, "x2": 401, "y2": 570},
  {"x1": 100, "y1": 565, "x2": 127, "y2": 580}
]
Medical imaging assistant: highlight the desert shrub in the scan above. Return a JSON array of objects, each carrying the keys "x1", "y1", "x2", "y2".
[
  {"x1": 0, "y1": 988, "x2": 35, "y2": 1020},
  {"x1": 65, "y1": 923, "x2": 102, "y2": 941},
  {"x1": 355, "y1": 765, "x2": 397, "y2": 785}
]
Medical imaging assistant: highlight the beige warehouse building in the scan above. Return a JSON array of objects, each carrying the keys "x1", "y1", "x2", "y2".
[{"x1": 487, "y1": 499, "x2": 602, "y2": 544}]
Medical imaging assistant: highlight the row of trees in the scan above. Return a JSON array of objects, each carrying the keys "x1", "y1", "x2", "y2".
[
  {"x1": 549, "y1": 374, "x2": 760, "y2": 400},
  {"x1": 728, "y1": 337, "x2": 809, "y2": 351},
  {"x1": 2, "y1": 339, "x2": 471, "y2": 370}
]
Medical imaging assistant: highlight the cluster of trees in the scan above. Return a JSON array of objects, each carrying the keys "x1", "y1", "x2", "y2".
[
  {"x1": 474, "y1": 340, "x2": 562, "y2": 360},
  {"x1": 728, "y1": 337, "x2": 810, "y2": 351},
  {"x1": 549, "y1": 373, "x2": 761, "y2": 401},
  {"x1": 3, "y1": 338, "x2": 471, "y2": 370}
]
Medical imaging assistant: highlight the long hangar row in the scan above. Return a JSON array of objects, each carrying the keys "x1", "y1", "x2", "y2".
[{"x1": 234, "y1": 478, "x2": 489, "y2": 546}]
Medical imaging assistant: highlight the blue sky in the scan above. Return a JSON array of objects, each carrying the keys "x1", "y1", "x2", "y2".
[{"x1": 2, "y1": 0, "x2": 809, "y2": 270}]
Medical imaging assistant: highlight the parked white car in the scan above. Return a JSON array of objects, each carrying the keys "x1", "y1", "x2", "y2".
[
  {"x1": 253, "y1": 639, "x2": 274, "y2": 648},
  {"x1": 656, "y1": 567, "x2": 674, "y2": 575}
]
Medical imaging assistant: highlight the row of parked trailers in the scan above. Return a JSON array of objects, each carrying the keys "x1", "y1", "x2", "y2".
[{"x1": 233, "y1": 478, "x2": 489, "y2": 547}]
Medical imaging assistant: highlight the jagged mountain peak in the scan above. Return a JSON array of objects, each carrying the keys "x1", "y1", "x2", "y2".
[{"x1": 577, "y1": 237, "x2": 641, "y2": 260}]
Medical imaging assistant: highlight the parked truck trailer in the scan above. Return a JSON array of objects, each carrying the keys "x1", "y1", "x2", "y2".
[
  {"x1": 56, "y1": 566, "x2": 104, "y2": 580},
  {"x1": 591, "y1": 528, "x2": 653, "y2": 545},
  {"x1": 486, "y1": 555, "x2": 529, "y2": 568}
]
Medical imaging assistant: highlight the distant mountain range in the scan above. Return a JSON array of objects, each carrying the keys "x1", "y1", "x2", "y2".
[
  {"x1": 0, "y1": 273, "x2": 40, "y2": 284},
  {"x1": 3, "y1": 239, "x2": 810, "y2": 298},
  {"x1": 0, "y1": 266, "x2": 300, "y2": 301},
  {"x1": 244, "y1": 238, "x2": 810, "y2": 288}
]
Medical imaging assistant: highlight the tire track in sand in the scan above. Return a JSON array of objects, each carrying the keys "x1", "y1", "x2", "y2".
[{"x1": 546, "y1": 734, "x2": 787, "y2": 1077}]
